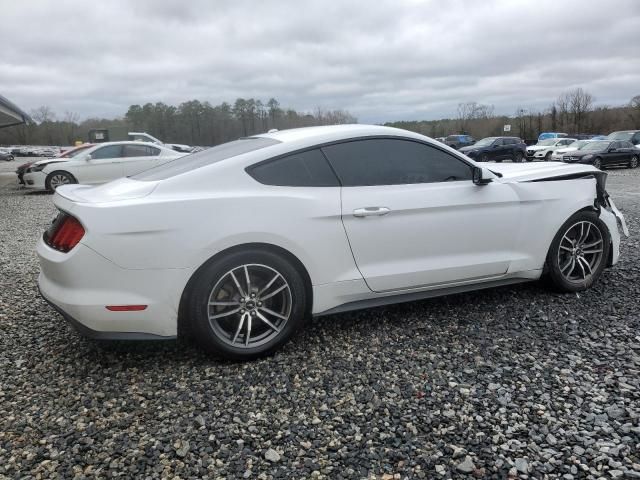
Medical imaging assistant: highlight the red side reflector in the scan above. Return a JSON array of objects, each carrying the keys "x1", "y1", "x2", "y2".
[{"x1": 106, "y1": 305, "x2": 148, "y2": 311}]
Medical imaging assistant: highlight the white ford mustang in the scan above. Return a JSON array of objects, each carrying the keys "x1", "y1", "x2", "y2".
[{"x1": 37, "y1": 125, "x2": 628, "y2": 359}]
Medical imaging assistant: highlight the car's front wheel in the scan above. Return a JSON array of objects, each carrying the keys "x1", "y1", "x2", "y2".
[
  {"x1": 185, "y1": 248, "x2": 308, "y2": 359},
  {"x1": 480, "y1": 154, "x2": 489, "y2": 162},
  {"x1": 545, "y1": 211, "x2": 610, "y2": 292},
  {"x1": 592, "y1": 158, "x2": 602, "y2": 169},
  {"x1": 629, "y1": 155, "x2": 639, "y2": 169},
  {"x1": 45, "y1": 171, "x2": 76, "y2": 191}
]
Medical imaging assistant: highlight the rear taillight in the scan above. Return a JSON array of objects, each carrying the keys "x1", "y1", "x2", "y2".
[{"x1": 44, "y1": 213, "x2": 85, "y2": 252}]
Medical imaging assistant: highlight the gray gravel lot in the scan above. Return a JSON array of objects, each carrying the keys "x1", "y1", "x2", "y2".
[{"x1": 1, "y1": 166, "x2": 639, "y2": 479}]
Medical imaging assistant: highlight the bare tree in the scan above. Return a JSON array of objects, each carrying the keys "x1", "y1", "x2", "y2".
[
  {"x1": 568, "y1": 88, "x2": 594, "y2": 133},
  {"x1": 31, "y1": 105, "x2": 55, "y2": 124}
]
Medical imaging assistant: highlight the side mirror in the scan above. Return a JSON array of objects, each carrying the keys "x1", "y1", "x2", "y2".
[
  {"x1": 85, "y1": 154, "x2": 92, "y2": 160},
  {"x1": 472, "y1": 166, "x2": 493, "y2": 185}
]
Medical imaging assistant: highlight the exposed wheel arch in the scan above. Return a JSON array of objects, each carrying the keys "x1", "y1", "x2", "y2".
[{"x1": 178, "y1": 242, "x2": 313, "y2": 339}]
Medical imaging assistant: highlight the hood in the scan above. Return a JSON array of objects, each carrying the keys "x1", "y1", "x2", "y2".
[
  {"x1": 54, "y1": 177, "x2": 159, "y2": 204},
  {"x1": 487, "y1": 161, "x2": 600, "y2": 182},
  {"x1": 554, "y1": 147, "x2": 577, "y2": 154},
  {"x1": 458, "y1": 145, "x2": 476, "y2": 152},
  {"x1": 34, "y1": 158, "x2": 69, "y2": 167},
  {"x1": 527, "y1": 145, "x2": 550, "y2": 151}
]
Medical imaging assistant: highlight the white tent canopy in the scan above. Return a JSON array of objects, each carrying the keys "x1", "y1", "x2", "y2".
[{"x1": 0, "y1": 95, "x2": 31, "y2": 128}]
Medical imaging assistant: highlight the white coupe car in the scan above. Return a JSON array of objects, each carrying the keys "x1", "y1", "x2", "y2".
[
  {"x1": 526, "y1": 138, "x2": 577, "y2": 161},
  {"x1": 23, "y1": 141, "x2": 186, "y2": 191},
  {"x1": 37, "y1": 125, "x2": 628, "y2": 359}
]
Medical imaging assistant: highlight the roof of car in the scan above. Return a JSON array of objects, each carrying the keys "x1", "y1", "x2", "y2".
[{"x1": 253, "y1": 124, "x2": 425, "y2": 145}]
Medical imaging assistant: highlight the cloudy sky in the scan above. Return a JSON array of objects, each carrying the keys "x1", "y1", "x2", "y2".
[{"x1": 1, "y1": 0, "x2": 639, "y2": 123}]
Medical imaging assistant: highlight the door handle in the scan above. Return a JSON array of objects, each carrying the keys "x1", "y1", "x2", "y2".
[{"x1": 353, "y1": 207, "x2": 391, "y2": 218}]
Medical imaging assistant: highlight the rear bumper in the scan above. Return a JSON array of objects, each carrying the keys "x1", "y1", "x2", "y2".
[
  {"x1": 38, "y1": 285, "x2": 173, "y2": 340},
  {"x1": 37, "y1": 239, "x2": 190, "y2": 339}
]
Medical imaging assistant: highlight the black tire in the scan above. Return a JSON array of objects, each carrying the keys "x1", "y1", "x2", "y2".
[
  {"x1": 513, "y1": 152, "x2": 524, "y2": 163},
  {"x1": 592, "y1": 157, "x2": 602, "y2": 169},
  {"x1": 629, "y1": 155, "x2": 639, "y2": 169},
  {"x1": 545, "y1": 210, "x2": 610, "y2": 293},
  {"x1": 544, "y1": 151, "x2": 552, "y2": 161},
  {"x1": 6, "y1": 155, "x2": 14, "y2": 161},
  {"x1": 45, "y1": 171, "x2": 76, "y2": 191},
  {"x1": 185, "y1": 248, "x2": 308, "y2": 360},
  {"x1": 480, "y1": 154, "x2": 489, "y2": 162}
]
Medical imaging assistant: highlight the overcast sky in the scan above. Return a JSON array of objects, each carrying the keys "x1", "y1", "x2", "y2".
[{"x1": 1, "y1": 0, "x2": 639, "y2": 123}]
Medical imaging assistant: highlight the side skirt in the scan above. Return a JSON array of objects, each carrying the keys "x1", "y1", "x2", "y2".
[{"x1": 315, "y1": 277, "x2": 532, "y2": 317}]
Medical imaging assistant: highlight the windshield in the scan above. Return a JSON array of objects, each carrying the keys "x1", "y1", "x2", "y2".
[
  {"x1": 473, "y1": 137, "x2": 497, "y2": 147},
  {"x1": 581, "y1": 141, "x2": 610, "y2": 152},
  {"x1": 607, "y1": 131, "x2": 634, "y2": 141},
  {"x1": 536, "y1": 139, "x2": 557, "y2": 146},
  {"x1": 133, "y1": 137, "x2": 281, "y2": 181}
]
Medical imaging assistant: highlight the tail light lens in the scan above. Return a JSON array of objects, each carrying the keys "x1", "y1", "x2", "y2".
[{"x1": 44, "y1": 212, "x2": 85, "y2": 252}]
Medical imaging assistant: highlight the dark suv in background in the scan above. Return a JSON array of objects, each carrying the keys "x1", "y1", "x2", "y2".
[
  {"x1": 459, "y1": 136, "x2": 527, "y2": 162},
  {"x1": 444, "y1": 134, "x2": 475, "y2": 150}
]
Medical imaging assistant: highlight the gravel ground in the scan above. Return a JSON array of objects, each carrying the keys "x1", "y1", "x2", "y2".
[{"x1": 0, "y1": 169, "x2": 639, "y2": 479}]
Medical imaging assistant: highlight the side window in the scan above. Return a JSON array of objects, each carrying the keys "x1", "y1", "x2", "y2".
[
  {"x1": 632, "y1": 133, "x2": 640, "y2": 145},
  {"x1": 248, "y1": 149, "x2": 339, "y2": 187},
  {"x1": 506, "y1": 138, "x2": 517, "y2": 145},
  {"x1": 91, "y1": 145, "x2": 122, "y2": 159},
  {"x1": 322, "y1": 139, "x2": 473, "y2": 187},
  {"x1": 123, "y1": 144, "x2": 160, "y2": 157},
  {"x1": 494, "y1": 138, "x2": 504, "y2": 146}
]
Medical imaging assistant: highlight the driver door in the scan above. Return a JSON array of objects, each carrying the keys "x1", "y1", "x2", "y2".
[{"x1": 322, "y1": 139, "x2": 521, "y2": 292}]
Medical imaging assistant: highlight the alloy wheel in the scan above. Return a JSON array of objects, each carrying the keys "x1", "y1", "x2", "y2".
[
  {"x1": 593, "y1": 158, "x2": 602, "y2": 169},
  {"x1": 49, "y1": 174, "x2": 71, "y2": 189},
  {"x1": 557, "y1": 221, "x2": 604, "y2": 284},
  {"x1": 207, "y1": 264, "x2": 292, "y2": 348},
  {"x1": 630, "y1": 156, "x2": 639, "y2": 169}
]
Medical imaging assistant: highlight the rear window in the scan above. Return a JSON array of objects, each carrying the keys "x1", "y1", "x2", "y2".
[
  {"x1": 248, "y1": 149, "x2": 339, "y2": 187},
  {"x1": 133, "y1": 137, "x2": 280, "y2": 181}
]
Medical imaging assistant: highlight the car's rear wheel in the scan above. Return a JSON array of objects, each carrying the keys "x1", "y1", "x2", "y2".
[
  {"x1": 545, "y1": 211, "x2": 610, "y2": 292},
  {"x1": 629, "y1": 155, "x2": 639, "y2": 169},
  {"x1": 592, "y1": 157, "x2": 602, "y2": 169},
  {"x1": 186, "y1": 249, "x2": 307, "y2": 359},
  {"x1": 45, "y1": 171, "x2": 76, "y2": 191},
  {"x1": 513, "y1": 152, "x2": 524, "y2": 163}
]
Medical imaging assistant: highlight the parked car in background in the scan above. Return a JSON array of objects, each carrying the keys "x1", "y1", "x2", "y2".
[
  {"x1": 607, "y1": 130, "x2": 640, "y2": 148},
  {"x1": 37, "y1": 124, "x2": 627, "y2": 359},
  {"x1": 0, "y1": 148, "x2": 14, "y2": 161},
  {"x1": 538, "y1": 132, "x2": 568, "y2": 141},
  {"x1": 550, "y1": 140, "x2": 592, "y2": 161},
  {"x1": 23, "y1": 141, "x2": 186, "y2": 191},
  {"x1": 444, "y1": 134, "x2": 475, "y2": 150},
  {"x1": 16, "y1": 143, "x2": 94, "y2": 185},
  {"x1": 459, "y1": 136, "x2": 527, "y2": 162},
  {"x1": 562, "y1": 140, "x2": 639, "y2": 169},
  {"x1": 526, "y1": 138, "x2": 577, "y2": 161},
  {"x1": 434, "y1": 137, "x2": 446, "y2": 143},
  {"x1": 128, "y1": 132, "x2": 192, "y2": 153}
]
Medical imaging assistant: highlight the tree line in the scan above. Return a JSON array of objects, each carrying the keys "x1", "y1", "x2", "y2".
[
  {"x1": 0, "y1": 98, "x2": 356, "y2": 147},
  {"x1": 387, "y1": 90, "x2": 640, "y2": 143}
]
